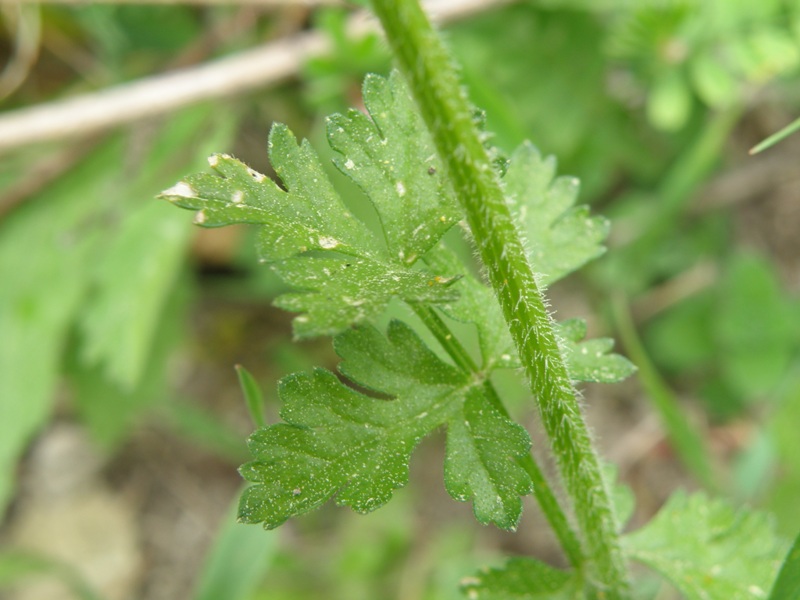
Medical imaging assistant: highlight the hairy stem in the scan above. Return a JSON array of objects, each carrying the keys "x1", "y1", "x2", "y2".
[
  {"x1": 371, "y1": 0, "x2": 630, "y2": 594},
  {"x1": 413, "y1": 305, "x2": 584, "y2": 568}
]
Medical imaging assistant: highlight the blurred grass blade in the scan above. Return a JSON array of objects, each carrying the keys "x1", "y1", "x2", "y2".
[
  {"x1": 0, "y1": 138, "x2": 122, "y2": 518},
  {"x1": 769, "y1": 529, "x2": 800, "y2": 599},
  {"x1": 192, "y1": 492, "x2": 279, "y2": 600},
  {"x1": 236, "y1": 365, "x2": 266, "y2": 429},
  {"x1": 750, "y1": 116, "x2": 800, "y2": 155},
  {"x1": 611, "y1": 294, "x2": 718, "y2": 491},
  {"x1": 80, "y1": 104, "x2": 236, "y2": 392},
  {"x1": 160, "y1": 401, "x2": 247, "y2": 463},
  {"x1": 0, "y1": 551, "x2": 103, "y2": 600}
]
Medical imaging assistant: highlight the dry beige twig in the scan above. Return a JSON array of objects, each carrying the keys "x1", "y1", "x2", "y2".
[
  {"x1": 15, "y1": 0, "x2": 345, "y2": 5},
  {"x1": 0, "y1": 0, "x2": 515, "y2": 154}
]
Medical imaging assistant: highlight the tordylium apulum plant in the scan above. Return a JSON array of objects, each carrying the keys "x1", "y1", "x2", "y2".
[{"x1": 160, "y1": 0, "x2": 790, "y2": 598}]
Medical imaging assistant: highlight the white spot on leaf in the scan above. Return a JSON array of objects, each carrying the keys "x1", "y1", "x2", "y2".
[
  {"x1": 232, "y1": 190, "x2": 244, "y2": 204},
  {"x1": 247, "y1": 167, "x2": 266, "y2": 182},
  {"x1": 344, "y1": 159, "x2": 355, "y2": 170},
  {"x1": 318, "y1": 236, "x2": 339, "y2": 249},
  {"x1": 163, "y1": 182, "x2": 196, "y2": 198}
]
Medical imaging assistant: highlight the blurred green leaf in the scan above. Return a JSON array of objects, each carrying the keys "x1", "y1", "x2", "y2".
[
  {"x1": 449, "y1": 6, "x2": 649, "y2": 196},
  {"x1": 0, "y1": 105, "x2": 235, "y2": 514},
  {"x1": 193, "y1": 493, "x2": 279, "y2": 600},
  {"x1": 604, "y1": 463, "x2": 635, "y2": 532},
  {"x1": 648, "y1": 70, "x2": 692, "y2": 131},
  {"x1": 614, "y1": 295, "x2": 717, "y2": 490},
  {"x1": 69, "y1": 273, "x2": 187, "y2": 448},
  {"x1": 303, "y1": 8, "x2": 389, "y2": 113},
  {"x1": 236, "y1": 364, "x2": 267, "y2": 429},
  {"x1": 460, "y1": 557, "x2": 582, "y2": 599},
  {"x1": 0, "y1": 551, "x2": 102, "y2": 600},
  {"x1": 715, "y1": 253, "x2": 796, "y2": 399},
  {"x1": 78, "y1": 201, "x2": 190, "y2": 391},
  {"x1": 160, "y1": 400, "x2": 248, "y2": 464},
  {"x1": 690, "y1": 54, "x2": 737, "y2": 108},
  {"x1": 644, "y1": 290, "x2": 716, "y2": 374},
  {"x1": 79, "y1": 105, "x2": 236, "y2": 391},
  {"x1": 624, "y1": 491, "x2": 786, "y2": 599},
  {"x1": 0, "y1": 138, "x2": 120, "y2": 517},
  {"x1": 769, "y1": 529, "x2": 800, "y2": 600},
  {"x1": 71, "y1": 5, "x2": 200, "y2": 75},
  {"x1": 742, "y1": 28, "x2": 800, "y2": 81},
  {"x1": 766, "y1": 380, "x2": 800, "y2": 533}
]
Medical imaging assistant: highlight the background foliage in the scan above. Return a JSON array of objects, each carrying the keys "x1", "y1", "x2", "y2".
[{"x1": 1, "y1": 1, "x2": 799, "y2": 598}]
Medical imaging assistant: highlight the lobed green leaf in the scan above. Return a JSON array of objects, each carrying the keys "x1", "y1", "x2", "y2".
[
  {"x1": 238, "y1": 366, "x2": 435, "y2": 528},
  {"x1": 161, "y1": 75, "x2": 465, "y2": 338},
  {"x1": 426, "y1": 244, "x2": 518, "y2": 371},
  {"x1": 503, "y1": 142, "x2": 609, "y2": 287},
  {"x1": 328, "y1": 71, "x2": 461, "y2": 264},
  {"x1": 557, "y1": 319, "x2": 636, "y2": 384},
  {"x1": 445, "y1": 388, "x2": 533, "y2": 530},
  {"x1": 162, "y1": 127, "x2": 377, "y2": 260},
  {"x1": 272, "y1": 256, "x2": 459, "y2": 338},
  {"x1": 238, "y1": 321, "x2": 533, "y2": 530},
  {"x1": 429, "y1": 247, "x2": 632, "y2": 383},
  {"x1": 623, "y1": 491, "x2": 786, "y2": 600},
  {"x1": 425, "y1": 142, "x2": 629, "y2": 383}
]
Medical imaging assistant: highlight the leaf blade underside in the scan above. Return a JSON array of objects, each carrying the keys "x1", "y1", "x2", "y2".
[{"x1": 238, "y1": 321, "x2": 533, "y2": 531}]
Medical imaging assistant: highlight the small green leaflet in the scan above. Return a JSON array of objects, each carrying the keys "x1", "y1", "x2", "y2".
[
  {"x1": 558, "y1": 319, "x2": 636, "y2": 384},
  {"x1": 623, "y1": 491, "x2": 786, "y2": 600},
  {"x1": 428, "y1": 248, "x2": 633, "y2": 382},
  {"x1": 460, "y1": 557, "x2": 582, "y2": 599},
  {"x1": 425, "y1": 142, "x2": 632, "y2": 381},
  {"x1": 327, "y1": 71, "x2": 462, "y2": 265},
  {"x1": 503, "y1": 142, "x2": 608, "y2": 287},
  {"x1": 238, "y1": 321, "x2": 533, "y2": 531},
  {"x1": 425, "y1": 245, "x2": 519, "y2": 371},
  {"x1": 160, "y1": 73, "x2": 460, "y2": 338},
  {"x1": 272, "y1": 257, "x2": 459, "y2": 338}
]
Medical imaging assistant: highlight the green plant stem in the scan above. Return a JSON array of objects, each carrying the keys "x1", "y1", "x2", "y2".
[
  {"x1": 655, "y1": 104, "x2": 743, "y2": 233},
  {"x1": 371, "y1": 0, "x2": 630, "y2": 595},
  {"x1": 413, "y1": 305, "x2": 584, "y2": 568},
  {"x1": 750, "y1": 114, "x2": 800, "y2": 155},
  {"x1": 610, "y1": 294, "x2": 717, "y2": 492},
  {"x1": 412, "y1": 304, "x2": 477, "y2": 375}
]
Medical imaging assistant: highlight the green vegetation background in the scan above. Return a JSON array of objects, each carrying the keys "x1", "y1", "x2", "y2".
[{"x1": 1, "y1": 1, "x2": 799, "y2": 598}]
